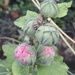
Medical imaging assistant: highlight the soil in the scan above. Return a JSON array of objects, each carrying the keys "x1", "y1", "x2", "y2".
[{"x1": 0, "y1": 11, "x2": 20, "y2": 59}]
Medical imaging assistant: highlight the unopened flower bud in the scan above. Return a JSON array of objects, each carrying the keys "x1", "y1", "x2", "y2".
[
  {"x1": 14, "y1": 43, "x2": 36, "y2": 66},
  {"x1": 37, "y1": 45, "x2": 55, "y2": 66},
  {"x1": 35, "y1": 23, "x2": 59, "y2": 46},
  {"x1": 23, "y1": 18, "x2": 36, "y2": 39},
  {"x1": 40, "y1": 0, "x2": 58, "y2": 18}
]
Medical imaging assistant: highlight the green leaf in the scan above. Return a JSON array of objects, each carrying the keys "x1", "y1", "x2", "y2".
[
  {"x1": 0, "y1": 64, "x2": 10, "y2": 75},
  {"x1": 37, "y1": 56, "x2": 69, "y2": 75},
  {"x1": 14, "y1": 10, "x2": 38, "y2": 28},
  {"x1": 0, "y1": 44, "x2": 16, "y2": 69},
  {"x1": 12, "y1": 61, "x2": 29, "y2": 75},
  {"x1": 0, "y1": 0, "x2": 4, "y2": 5},
  {"x1": 54, "y1": 1, "x2": 72, "y2": 18}
]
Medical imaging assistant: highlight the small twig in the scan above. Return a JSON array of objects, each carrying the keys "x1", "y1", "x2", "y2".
[
  {"x1": 59, "y1": 33, "x2": 75, "y2": 55},
  {"x1": 35, "y1": 0, "x2": 40, "y2": 6},
  {"x1": 68, "y1": 71, "x2": 74, "y2": 75},
  {"x1": 2, "y1": 0, "x2": 10, "y2": 9},
  {"x1": 48, "y1": 18, "x2": 75, "y2": 44},
  {"x1": 31, "y1": 0, "x2": 75, "y2": 55},
  {"x1": 31, "y1": 0, "x2": 40, "y2": 9},
  {"x1": 0, "y1": 37, "x2": 21, "y2": 44}
]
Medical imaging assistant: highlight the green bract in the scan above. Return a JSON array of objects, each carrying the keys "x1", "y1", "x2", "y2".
[
  {"x1": 23, "y1": 18, "x2": 36, "y2": 39},
  {"x1": 40, "y1": 0, "x2": 58, "y2": 18},
  {"x1": 35, "y1": 23, "x2": 59, "y2": 46},
  {"x1": 37, "y1": 45, "x2": 55, "y2": 66}
]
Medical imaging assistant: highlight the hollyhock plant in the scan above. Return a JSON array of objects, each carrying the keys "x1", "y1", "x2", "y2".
[
  {"x1": 14, "y1": 44, "x2": 36, "y2": 66},
  {"x1": 37, "y1": 45, "x2": 55, "y2": 66},
  {"x1": 0, "y1": 0, "x2": 72, "y2": 74}
]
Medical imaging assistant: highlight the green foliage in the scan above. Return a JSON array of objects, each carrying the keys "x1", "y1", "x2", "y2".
[
  {"x1": 14, "y1": 10, "x2": 38, "y2": 28},
  {"x1": 37, "y1": 56, "x2": 69, "y2": 75},
  {"x1": 12, "y1": 1, "x2": 34, "y2": 13},
  {"x1": 72, "y1": 0, "x2": 75, "y2": 7},
  {"x1": 54, "y1": 1, "x2": 72, "y2": 18},
  {"x1": 12, "y1": 61, "x2": 29, "y2": 75},
  {"x1": 0, "y1": 43, "x2": 69, "y2": 75},
  {"x1": 11, "y1": 56, "x2": 69, "y2": 75},
  {"x1": 0, "y1": 44, "x2": 16, "y2": 69},
  {"x1": 0, "y1": 0, "x2": 4, "y2": 5},
  {"x1": 0, "y1": 64, "x2": 10, "y2": 75}
]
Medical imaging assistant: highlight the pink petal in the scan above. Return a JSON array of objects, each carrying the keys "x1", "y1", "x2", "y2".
[
  {"x1": 40, "y1": 46, "x2": 55, "y2": 56},
  {"x1": 15, "y1": 44, "x2": 34, "y2": 64}
]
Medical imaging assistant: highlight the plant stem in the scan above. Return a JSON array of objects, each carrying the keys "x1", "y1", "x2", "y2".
[
  {"x1": 35, "y1": 0, "x2": 40, "y2": 6},
  {"x1": 0, "y1": 72, "x2": 9, "y2": 74},
  {"x1": 31, "y1": 0, "x2": 75, "y2": 55},
  {"x1": 0, "y1": 64, "x2": 10, "y2": 74},
  {"x1": 31, "y1": 0, "x2": 40, "y2": 9},
  {"x1": 59, "y1": 33, "x2": 75, "y2": 54},
  {"x1": 47, "y1": 18, "x2": 75, "y2": 44},
  {"x1": 68, "y1": 71, "x2": 74, "y2": 75},
  {"x1": 0, "y1": 37, "x2": 21, "y2": 44}
]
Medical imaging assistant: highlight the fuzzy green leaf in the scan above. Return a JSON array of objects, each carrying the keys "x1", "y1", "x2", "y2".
[
  {"x1": 12, "y1": 61, "x2": 29, "y2": 75},
  {"x1": 37, "y1": 56, "x2": 69, "y2": 75},
  {"x1": 0, "y1": 44, "x2": 16, "y2": 69},
  {"x1": 0, "y1": 64, "x2": 10, "y2": 75},
  {"x1": 54, "y1": 1, "x2": 72, "y2": 18},
  {"x1": 14, "y1": 10, "x2": 38, "y2": 28}
]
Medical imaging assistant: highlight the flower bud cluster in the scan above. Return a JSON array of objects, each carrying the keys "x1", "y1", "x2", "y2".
[
  {"x1": 14, "y1": 44, "x2": 56, "y2": 66},
  {"x1": 14, "y1": 0, "x2": 59, "y2": 69}
]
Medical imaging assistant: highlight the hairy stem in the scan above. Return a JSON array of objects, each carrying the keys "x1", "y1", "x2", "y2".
[{"x1": 0, "y1": 37, "x2": 21, "y2": 44}]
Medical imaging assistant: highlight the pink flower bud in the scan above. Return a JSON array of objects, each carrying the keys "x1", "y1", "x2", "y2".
[
  {"x1": 14, "y1": 44, "x2": 36, "y2": 66},
  {"x1": 40, "y1": 46, "x2": 55, "y2": 57},
  {"x1": 37, "y1": 45, "x2": 55, "y2": 66}
]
